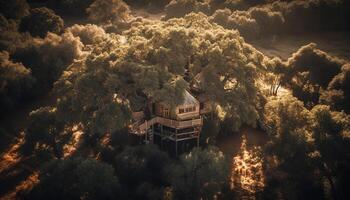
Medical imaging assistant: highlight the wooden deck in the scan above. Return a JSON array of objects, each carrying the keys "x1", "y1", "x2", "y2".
[{"x1": 130, "y1": 116, "x2": 203, "y2": 135}]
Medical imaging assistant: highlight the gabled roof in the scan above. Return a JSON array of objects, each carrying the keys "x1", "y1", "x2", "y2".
[{"x1": 181, "y1": 90, "x2": 198, "y2": 105}]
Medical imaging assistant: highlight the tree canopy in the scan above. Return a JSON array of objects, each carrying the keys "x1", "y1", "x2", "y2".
[
  {"x1": 53, "y1": 13, "x2": 269, "y2": 140},
  {"x1": 0, "y1": 50, "x2": 34, "y2": 112},
  {"x1": 87, "y1": 0, "x2": 130, "y2": 24},
  {"x1": 169, "y1": 146, "x2": 229, "y2": 200},
  {"x1": 28, "y1": 157, "x2": 121, "y2": 200},
  {"x1": 0, "y1": 0, "x2": 29, "y2": 20},
  {"x1": 19, "y1": 7, "x2": 64, "y2": 38}
]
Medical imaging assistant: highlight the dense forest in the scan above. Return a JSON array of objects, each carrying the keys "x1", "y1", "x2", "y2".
[{"x1": 0, "y1": 0, "x2": 350, "y2": 199}]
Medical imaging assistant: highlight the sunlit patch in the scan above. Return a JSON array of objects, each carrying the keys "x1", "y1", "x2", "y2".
[
  {"x1": 216, "y1": 105, "x2": 227, "y2": 120},
  {"x1": 0, "y1": 132, "x2": 25, "y2": 174},
  {"x1": 230, "y1": 135, "x2": 265, "y2": 197},
  {"x1": 63, "y1": 125, "x2": 83, "y2": 157},
  {"x1": 2, "y1": 171, "x2": 39, "y2": 200}
]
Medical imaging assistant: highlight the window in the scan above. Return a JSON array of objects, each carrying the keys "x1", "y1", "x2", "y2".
[
  {"x1": 163, "y1": 108, "x2": 170, "y2": 117},
  {"x1": 179, "y1": 106, "x2": 196, "y2": 114}
]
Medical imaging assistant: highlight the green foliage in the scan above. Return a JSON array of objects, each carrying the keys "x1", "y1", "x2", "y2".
[
  {"x1": 264, "y1": 95, "x2": 310, "y2": 159},
  {"x1": 0, "y1": 14, "x2": 33, "y2": 53},
  {"x1": 164, "y1": 0, "x2": 211, "y2": 20},
  {"x1": 209, "y1": 8, "x2": 260, "y2": 40},
  {"x1": 54, "y1": 59, "x2": 132, "y2": 139},
  {"x1": 19, "y1": 7, "x2": 64, "y2": 38},
  {"x1": 263, "y1": 95, "x2": 324, "y2": 199},
  {"x1": 12, "y1": 32, "x2": 82, "y2": 93},
  {"x1": 87, "y1": 0, "x2": 130, "y2": 24},
  {"x1": 278, "y1": 43, "x2": 345, "y2": 107},
  {"x1": 48, "y1": 0, "x2": 94, "y2": 17},
  {"x1": 21, "y1": 107, "x2": 70, "y2": 159},
  {"x1": 117, "y1": 0, "x2": 350, "y2": 41},
  {"x1": 65, "y1": 24, "x2": 106, "y2": 45},
  {"x1": 309, "y1": 105, "x2": 350, "y2": 200},
  {"x1": 114, "y1": 145, "x2": 171, "y2": 199},
  {"x1": 169, "y1": 146, "x2": 229, "y2": 200},
  {"x1": 124, "y1": 0, "x2": 171, "y2": 11},
  {"x1": 54, "y1": 13, "x2": 265, "y2": 139},
  {"x1": 0, "y1": 0, "x2": 29, "y2": 20},
  {"x1": 164, "y1": 0, "x2": 271, "y2": 20},
  {"x1": 276, "y1": 0, "x2": 350, "y2": 32},
  {"x1": 320, "y1": 64, "x2": 350, "y2": 113},
  {"x1": 28, "y1": 158, "x2": 121, "y2": 200},
  {"x1": 209, "y1": 6, "x2": 284, "y2": 40},
  {"x1": 0, "y1": 51, "x2": 35, "y2": 112}
]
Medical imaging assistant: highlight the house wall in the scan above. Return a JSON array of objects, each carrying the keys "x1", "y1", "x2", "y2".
[
  {"x1": 154, "y1": 103, "x2": 173, "y2": 119},
  {"x1": 175, "y1": 103, "x2": 200, "y2": 120},
  {"x1": 154, "y1": 102, "x2": 200, "y2": 120}
]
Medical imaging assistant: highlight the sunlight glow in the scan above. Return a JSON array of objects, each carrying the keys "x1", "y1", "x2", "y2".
[{"x1": 230, "y1": 135, "x2": 265, "y2": 196}]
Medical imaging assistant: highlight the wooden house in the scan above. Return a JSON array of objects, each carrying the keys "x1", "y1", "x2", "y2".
[
  {"x1": 130, "y1": 90, "x2": 208, "y2": 157},
  {"x1": 154, "y1": 90, "x2": 200, "y2": 120}
]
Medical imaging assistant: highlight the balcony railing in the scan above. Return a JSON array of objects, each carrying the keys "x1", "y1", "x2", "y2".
[{"x1": 130, "y1": 116, "x2": 203, "y2": 135}]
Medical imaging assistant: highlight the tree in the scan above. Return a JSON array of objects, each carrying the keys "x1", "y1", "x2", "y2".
[
  {"x1": 164, "y1": 0, "x2": 211, "y2": 20},
  {"x1": 209, "y1": 8, "x2": 260, "y2": 40},
  {"x1": 169, "y1": 146, "x2": 229, "y2": 200},
  {"x1": 262, "y1": 56, "x2": 285, "y2": 96},
  {"x1": 320, "y1": 64, "x2": 350, "y2": 113},
  {"x1": 0, "y1": 14, "x2": 33, "y2": 53},
  {"x1": 21, "y1": 107, "x2": 70, "y2": 160},
  {"x1": 87, "y1": 0, "x2": 130, "y2": 24},
  {"x1": 280, "y1": 43, "x2": 345, "y2": 106},
  {"x1": 263, "y1": 95, "x2": 324, "y2": 199},
  {"x1": 12, "y1": 32, "x2": 82, "y2": 93},
  {"x1": 124, "y1": 0, "x2": 171, "y2": 12},
  {"x1": 19, "y1": 7, "x2": 64, "y2": 38},
  {"x1": 48, "y1": 0, "x2": 94, "y2": 17},
  {"x1": 65, "y1": 24, "x2": 106, "y2": 45},
  {"x1": 0, "y1": 0, "x2": 29, "y2": 20},
  {"x1": 27, "y1": 158, "x2": 121, "y2": 200},
  {"x1": 0, "y1": 51, "x2": 35, "y2": 113},
  {"x1": 54, "y1": 13, "x2": 267, "y2": 141},
  {"x1": 114, "y1": 145, "x2": 171, "y2": 199},
  {"x1": 309, "y1": 105, "x2": 350, "y2": 200}
]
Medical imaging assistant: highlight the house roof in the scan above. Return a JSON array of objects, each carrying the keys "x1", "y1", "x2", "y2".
[{"x1": 182, "y1": 90, "x2": 198, "y2": 105}]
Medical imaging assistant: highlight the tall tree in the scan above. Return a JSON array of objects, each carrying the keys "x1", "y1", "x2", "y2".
[
  {"x1": 263, "y1": 95, "x2": 324, "y2": 199},
  {"x1": 54, "y1": 13, "x2": 268, "y2": 143},
  {"x1": 28, "y1": 158, "x2": 121, "y2": 200},
  {"x1": 114, "y1": 145, "x2": 172, "y2": 199},
  {"x1": 309, "y1": 105, "x2": 350, "y2": 200},
  {"x1": 0, "y1": 51, "x2": 35, "y2": 113},
  {"x1": 0, "y1": 0, "x2": 29, "y2": 20},
  {"x1": 20, "y1": 7, "x2": 64, "y2": 38},
  {"x1": 21, "y1": 107, "x2": 70, "y2": 160},
  {"x1": 87, "y1": 0, "x2": 130, "y2": 24},
  {"x1": 169, "y1": 146, "x2": 229, "y2": 200},
  {"x1": 320, "y1": 64, "x2": 350, "y2": 113}
]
